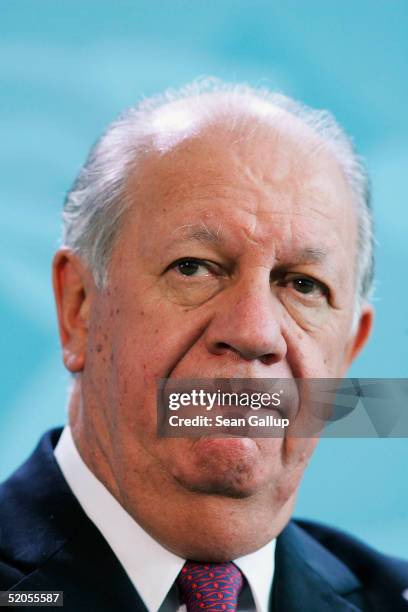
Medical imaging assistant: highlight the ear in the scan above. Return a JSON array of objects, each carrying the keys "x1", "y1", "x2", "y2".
[
  {"x1": 341, "y1": 304, "x2": 374, "y2": 373},
  {"x1": 52, "y1": 248, "x2": 94, "y2": 373}
]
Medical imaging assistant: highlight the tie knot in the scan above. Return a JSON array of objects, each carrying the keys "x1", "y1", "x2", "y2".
[{"x1": 177, "y1": 560, "x2": 244, "y2": 611}]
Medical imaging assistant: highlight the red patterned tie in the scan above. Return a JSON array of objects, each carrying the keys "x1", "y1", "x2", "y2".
[{"x1": 176, "y1": 560, "x2": 244, "y2": 611}]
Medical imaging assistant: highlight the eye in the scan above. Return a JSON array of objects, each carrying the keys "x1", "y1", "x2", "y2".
[
  {"x1": 286, "y1": 275, "x2": 328, "y2": 297},
  {"x1": 171, "y1": 258, "x2": 213, "y2": 277}
]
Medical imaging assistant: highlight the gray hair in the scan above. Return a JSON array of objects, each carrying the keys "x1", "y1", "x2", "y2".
[{"x1": 62, "y1": 78, "x2": 374, "y2": 326}]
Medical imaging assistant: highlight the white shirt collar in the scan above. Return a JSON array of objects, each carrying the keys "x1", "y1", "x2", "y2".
[{"x1": 54, "y1": 426, "x2": 275, "y2": 611}]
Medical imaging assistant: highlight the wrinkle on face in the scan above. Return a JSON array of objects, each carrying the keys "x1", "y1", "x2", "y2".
[
  {"x1": 122, "y1": 116, "x2": 358, "y2": 351},
  {"x1": 74, "y1": 110, "x2": 363, "y2": 556}
]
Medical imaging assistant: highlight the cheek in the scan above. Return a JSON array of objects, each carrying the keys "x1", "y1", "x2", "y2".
[
  {"x1": 278, "y1": 291, "x2": 332, "y2": 331},
  {"x1": 85, "y1": 302, "x2": 115, "y2": 384},
  {"x1": 284, "y1": 320, "x2": 350, "y2": 378},
  {"x1": 319, "y1": 316, "x2": 356, "y2": 374},
  {"x1": 105, "y1": 295, "x2": 209, "y2": 422}
]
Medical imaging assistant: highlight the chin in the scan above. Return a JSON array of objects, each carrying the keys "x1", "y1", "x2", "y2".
[{"x1": 172, "y1": 436, "x2": 272, "y2": 498}]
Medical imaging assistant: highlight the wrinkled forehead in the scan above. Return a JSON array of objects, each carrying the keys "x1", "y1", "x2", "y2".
[
  {"x1": 127, "y1": 103, "x2": 355, "y2": 227},
  {"x1": 121, "y1": 112, "x2": 358, "y2": 283}
]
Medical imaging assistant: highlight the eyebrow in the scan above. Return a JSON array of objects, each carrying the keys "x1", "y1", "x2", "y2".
[
  {"x1": 279, "y1": 247, "x2": 328, "y2": 265},
  {"x1": 171, "y1": 222, "x2": 223, "y2": 244},
  {"x1": 170, "y1": 223, "x2": 329, "y2": 264}
]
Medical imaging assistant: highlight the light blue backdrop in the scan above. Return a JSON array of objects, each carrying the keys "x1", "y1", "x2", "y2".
[{"x1": 1, "y1": 1, "x2": 407, "y2": 557}]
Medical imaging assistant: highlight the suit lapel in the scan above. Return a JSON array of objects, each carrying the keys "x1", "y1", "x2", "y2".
[
  {"x1": 4, "y1": 428, "x2": 148, "y2": 612},
  {"x1": 272, "y1": 522, "x2": 363, "y2": 611},
  {"x1": 13, "y1": 520, "x2": 148, "y2": 612}
]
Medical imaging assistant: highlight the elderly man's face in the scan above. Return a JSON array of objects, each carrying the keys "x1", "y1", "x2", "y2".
[{"x1": 55, "y1": 116, "x2": 372, "y2": 558}]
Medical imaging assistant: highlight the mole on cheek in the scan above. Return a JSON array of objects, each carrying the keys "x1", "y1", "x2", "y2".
[{"x1": 96, "y1": 344, "x2": 103, "y2": 353}]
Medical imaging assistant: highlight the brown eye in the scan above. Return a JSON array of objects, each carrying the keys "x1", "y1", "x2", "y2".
[
  {"x1": 293, "y1": 278, "x2": 316, "y2": 294},
  {"x1": 288, "y1": 276, "x2": 328, "y2": 297},
  {"x1": 173, "y1": 258, "x2": 211, "y2": 277}
]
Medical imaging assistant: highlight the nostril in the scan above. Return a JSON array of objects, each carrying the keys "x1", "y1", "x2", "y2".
[
  {"x1": 260, "y1": 353, "x2": 280, "y2": 366},
  {"x1": 214, "y1": 342, "x2": 280, "y2": 365},
  {"x1": 214, "y1": 342, "x2": 249, "y2": 360},
  {"x1": 216, "y1": 342, "x2": 231, "y2": 352}
]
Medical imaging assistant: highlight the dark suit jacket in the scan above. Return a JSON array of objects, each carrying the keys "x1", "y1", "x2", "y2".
[{"x1": 0, "y1": 428, "x2": 407, "y2": 611}]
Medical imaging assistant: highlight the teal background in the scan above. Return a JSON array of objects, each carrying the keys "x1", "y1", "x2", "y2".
[{"x1": 1, "y1": 2, "x2": 407, "y2": 556}]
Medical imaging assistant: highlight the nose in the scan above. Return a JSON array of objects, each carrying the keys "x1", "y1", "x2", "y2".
[{"x1": 204, "y1": 278, "x2": 287, "y2": 366}]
